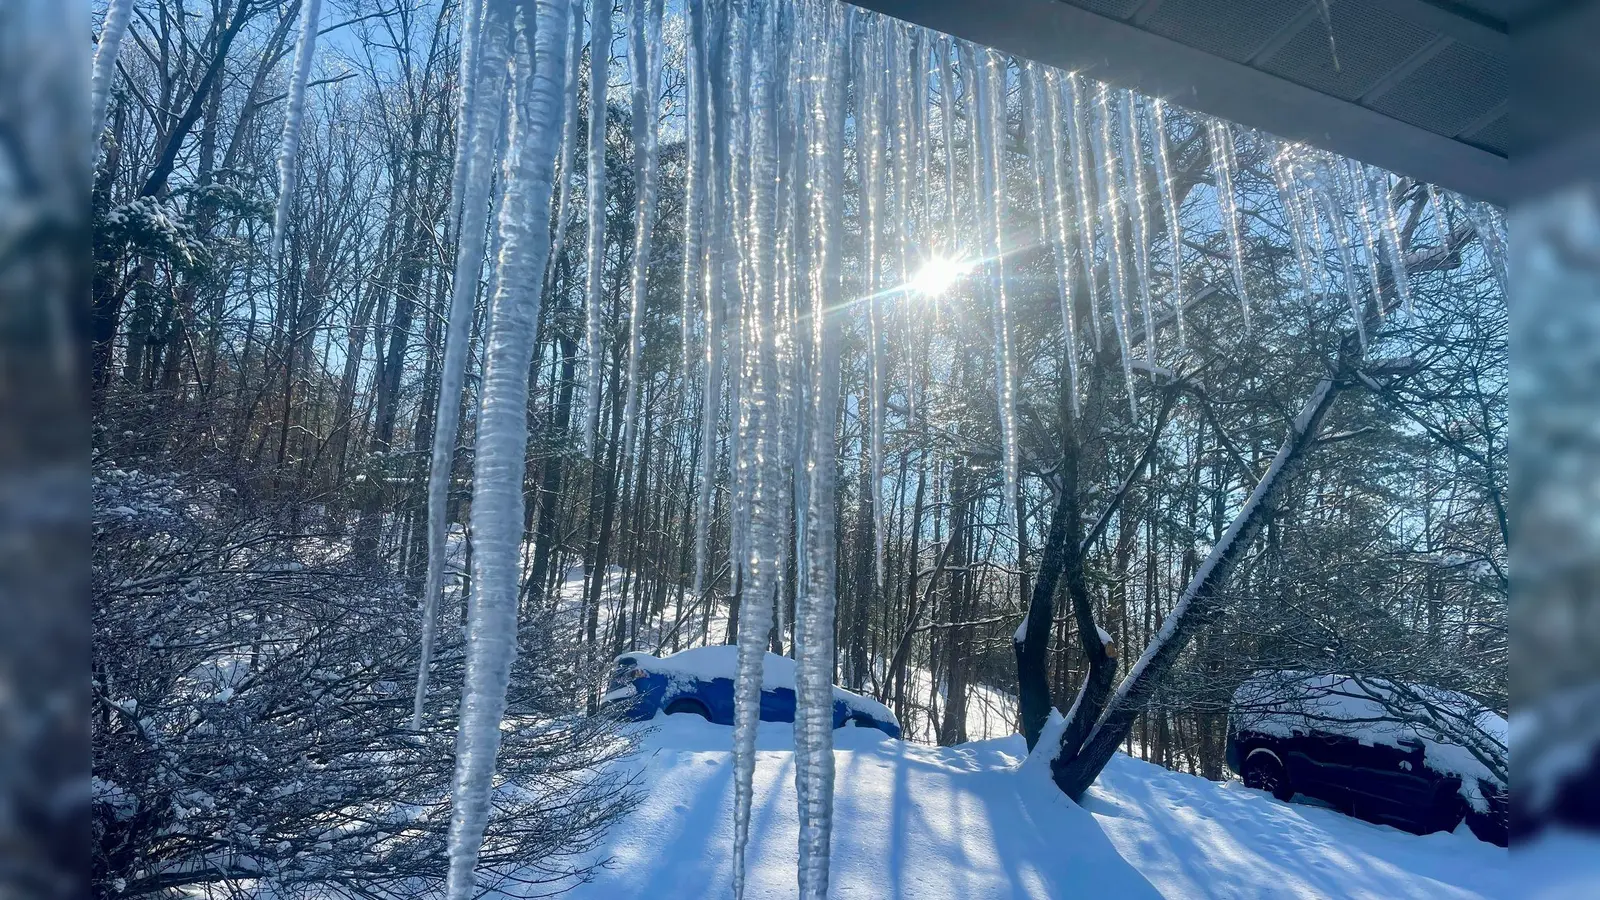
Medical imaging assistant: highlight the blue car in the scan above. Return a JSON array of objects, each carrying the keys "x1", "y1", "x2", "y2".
[{"x1": 601, "y1": 646, "x2": 902, "y2": 739}]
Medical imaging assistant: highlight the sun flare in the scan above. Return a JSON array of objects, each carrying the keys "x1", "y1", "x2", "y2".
[{"x1": 907, "y1": 255, "x2": 972, "y2": 298}]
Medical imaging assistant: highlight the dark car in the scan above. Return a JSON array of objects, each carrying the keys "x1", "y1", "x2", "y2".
[
  {"x1": 1226, "y1": 671, "x2": 1507, "y2": 846},
  {"x1": 600, "y1": 646, "x2": 902, "y2": 739}
]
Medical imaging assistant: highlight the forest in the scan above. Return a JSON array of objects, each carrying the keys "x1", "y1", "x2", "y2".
[{"x1": 86, "y1": 0, "x2": 1509, "y2": 897}]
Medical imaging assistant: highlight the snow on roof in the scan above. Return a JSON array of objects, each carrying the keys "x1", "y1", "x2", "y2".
[
  {"x1": 1231, "y1": 670, "x2": 1506, "y2": 810},
  {"x1": 617, "y1": 646, "x2": 897, "y2": 724}
]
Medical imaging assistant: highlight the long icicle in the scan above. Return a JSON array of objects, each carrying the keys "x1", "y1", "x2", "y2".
[
  {"x1": 693, "y1": 0, "x2": 732, "y2": 601},
  {"x1": 1147, "y1": 98, "x2": 1186, "y2": 347},
  {"x1": 724, "y1": 0, "x2": 751, "y2": 589},
  {"x1": 581, "y1": 0, "x2": 612, "y2": 457},
  {"x1": 1271, "y1": 140, "x2": 1321, "y2": 294},
  {"x1": 1064, "y1": 74, "x2": 1105, "y2": 351},
  {"x1": 971, "y1": 46, "x2": 1019, "y2": 521},
  {"x1": 938, "y1": 36, "x2": 958, "y2": 257},
  {"x1": 1092, "y1": 81, "x2": 1139, "y2": 417},
  {"x1": 1372, "y1": 168, "x2": 1412, "y2": 315},
  {"x1": 795, "y1": 7, "x2": 846, "y2": 895},
  {"x1": 443, "y1": 2, "x2": 571, "y2": 898},
  {"x1": 445, "y1": 0, "x2": 487, "y2": 243},
  {"x1": 730, "y1": 7, "x2": 783, "y2": 894},
  {"x1": 1311, "y1": 158, "x2": 1368, "y2": 348},
  {"x1": 862, "y1": 22, "x2": 888, "y2": 593},
  {"x1": 1038, "y1": 68, "x2": 1082, "y2": 414},
  {"x1": 1343, "y1": 158, "x2": 1386, "y2": 328},
  {"x1": 618, "y1": 0, "x2": 665, "y2": 461},
  {"x1": 541, "y1": 0, "x2": 587, "y2": 297},
  {"x1": 1119, "y1": 91, "x2": 1157, "y2": 364},
  {"x1": 269, "y1": 0, "x2": 324, "y2": 262},
  {"x1": 90, "y1": 0, "x2": 136, "y2": 159},
  {"x1": 680, "y1": 0, "x2": 709, "y2": 380},
  {"x1": 414, "y1": 0, "x2": 503, "y2": 731},
  {"x1": 1206, "y1": 118, "x2": 1251, "y2": 327}
]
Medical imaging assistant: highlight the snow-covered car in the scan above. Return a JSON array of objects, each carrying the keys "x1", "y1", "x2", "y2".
[
  {"x1": 600, "y1": 646, "x2": 902, "y2": 739},
  {"x1": 1226, "y1": 671, "x2": 1507, "y2": 845}
]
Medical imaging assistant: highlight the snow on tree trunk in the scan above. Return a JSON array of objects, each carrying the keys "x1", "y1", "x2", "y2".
[
  {"x1": 269, "y1": 0, "x2": 323, "y2": 263},
  {"x1": 443, "y1": 2, "x2": 571, "y2": 898},
  {"x1": 415, "y1": 0, "x2": 504, "y2": 732},
  {"x1": 1049, "y1": 363, "x2": 1351, "y2": 800}
]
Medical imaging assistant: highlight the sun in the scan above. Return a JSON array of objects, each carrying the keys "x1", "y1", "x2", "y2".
[{"x1": 907, "y1": 255, "x2": 971, "y2": 298}]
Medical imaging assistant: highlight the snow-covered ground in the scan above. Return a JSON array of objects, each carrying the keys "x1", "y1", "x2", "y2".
[{"x1": 531, "y1": 716, "x2": 1526, "y2": 900}]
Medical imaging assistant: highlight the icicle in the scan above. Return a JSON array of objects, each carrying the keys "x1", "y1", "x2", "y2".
[
  {"x1": 1063, "y1": 74, "x2": 1105, "y2": 351},
  {"x1": 888, "y1": 25, "x2": 916, "y2": 422},
  {"x1": 913, "y1": 30, "x2": 932, "y2": 260},
  {"x1": 618, "y1": 0, "x2": 666, "y2": 461},
  {"x1": 1372, "y1": 169, "x2": 1412, "y2": 315},
  {"x1": 269, "y1": 0, "x2": 324, "y2": 263},
  {"x1": 1427, "y1": 183, "x2": 1451, "y2": 251},
  {"x1": 1022, "y1": 65, "x2": 1049, "y2": 246},
  {"x1": 1458, "y1": 195, "x2": 1508, "y2": 299},
  {"x1": 580, "y1": 0, "x2": 612, "y2": 457},
  {"x1": 1091, "y1": 81, "x2": 1139, "y2": 417},
  {"x1": 542, "y1": 0, "x2": 586, "y2": 296},
  {"x1": 1271, "y1": 140, "x2": 1321, "y2": 293},
  {"x1": 1310, "y1": 160, "x2": 1368, "y2": 348},
  {"x1": 859, "y1": 23, "x2": 888, "y2": 591},
  {"x1": 444, "y1": 2, "x2": 571, "y2": 898},
  {"x1": 1039, "y1": 68, "x2": 1082, "y2": 414},
  {"x1": 1206, "y1": 118, "x2": 1250, "y2": 327},
  {"x1": 724, "y1": 0, "x2": 752, "y2": 589},
  {"x1": 1343, "y1": 159, "x2": 1387, "y2": 323},
  {"x1": 730, "y1": 8, "x2": 786, "y2": 894},
  {"x1": 970, "y1": 46, "x2": 1020, "y2": 519},
  {"x1": 938, "y1": 37, "x2": 959, "y2": 248},
  {"x1": 415, "y1": 0, "x2": 507, "y2": 732},
  {"x1": 1119, "y1": 92, "x2": 1156, "y2": 364},
  {"x1": 1147, "y1": 98, "x2": 1186, "y2": 348},
  {"x1": 90, "y1": 0, "x2": 135, "y2": 159},
  {"x1": 794, "y1": 9, "x2": 846, "y2": 895},
  {"x1": 446, "y1": 0, "x2": 486, "y2": 243},
  {"x1": 681, "y1": 2, "x2": 709, "y2": 380},
  {"x1": 694, "y1": 0, "x2": 732, "y2": 600}
]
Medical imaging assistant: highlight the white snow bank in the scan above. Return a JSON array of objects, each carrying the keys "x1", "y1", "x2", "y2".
[
  {"x1": 1231, "y1": 671, "x2": 1506, "y2": 810},
  {"x1": 511, "y1": 716, "x2": 1513, "y2": 900},
  {"x1": 556, "y1": 717, "x2": 1162, "y2": 899},
  {"x1": 619, "y1": 646, "x2": 898, "y2": 725},
  {"x1": 1085, "y1": 749, "x2": 1514, "y2": 900}
]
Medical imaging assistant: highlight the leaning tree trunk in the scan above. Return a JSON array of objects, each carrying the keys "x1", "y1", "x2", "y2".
[{"x1": 1047, "y1": 353, "x2": 1353, "y2": 800}]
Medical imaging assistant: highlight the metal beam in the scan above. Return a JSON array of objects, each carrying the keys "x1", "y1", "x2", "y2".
[{"x1": 846, "y1": 0, "x2": 1511, "y2": 204}]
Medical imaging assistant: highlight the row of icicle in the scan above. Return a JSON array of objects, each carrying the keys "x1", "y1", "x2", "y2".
[{"x1": 91, "y1": 0, "x2": 1508, "y2": 898}]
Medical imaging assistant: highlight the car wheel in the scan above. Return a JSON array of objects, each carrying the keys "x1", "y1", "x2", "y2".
[
  {"x1": 1242, "y1": 750, "x2": 1294, "y2": 802},
  {"x1": 664, "y1": 698, "x2": 710, "y2": 719}
]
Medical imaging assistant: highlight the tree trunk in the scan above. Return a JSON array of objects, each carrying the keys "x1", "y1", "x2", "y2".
[{"x1": 1049, "y1": 365, "x2": 1350, "y2": 800}]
